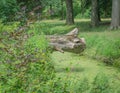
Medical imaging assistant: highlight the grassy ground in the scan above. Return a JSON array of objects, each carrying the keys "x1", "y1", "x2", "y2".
[
  {"x1": 52, "y1": 52, "x2": 120, "y2": 92},
  {"x1": 52, "y1": 51, "x2": 120, "y2": 82},
  {"x1": 39, "y1": 19, "x2": 120, "y2": 91}
]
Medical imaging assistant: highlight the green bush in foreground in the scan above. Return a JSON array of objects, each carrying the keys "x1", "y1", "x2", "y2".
[
  {"x1": 0, "y1": 0, "x2": 19, "y2": 22},
  {"x1": 0, "y1": 30, "x2": 54, "y2": 93}
]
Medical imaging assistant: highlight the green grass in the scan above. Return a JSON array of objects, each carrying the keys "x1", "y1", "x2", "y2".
[
  {"x1": 35, "y1": 19, "x2": 120, "y2": 92},
  {"x1": 29, "y1": 20, "x2": 75, "y2": 35},
  {"x1": 52, "y1": 52, "x2": 120, "y2": 80},
  {"x1": 52, "y1": 52, "x2": 120, "y2": 92}
]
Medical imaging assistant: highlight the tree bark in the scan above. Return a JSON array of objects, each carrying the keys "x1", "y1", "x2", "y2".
[
  {"x1": 91, "y1": 0, "x2": 99, "y2": 27},
  {"x1": 46, "y1": 28, "x2": 86, "y2": 53},
  {"x1": 110, "y1": 0, "x2": 120, "y2": 29},
  {"x1": 60, "y1": 0, "x2": 64, "y2": 20},
  {"x1": 98, "y1": 0, "x2": 101, "y2": 22},
  {"x1": 50, "y1": 4, "x2": 53, "y2": 19},
  {"x1": 65, "y1": 0, "x2": 74, "y2": 25}
]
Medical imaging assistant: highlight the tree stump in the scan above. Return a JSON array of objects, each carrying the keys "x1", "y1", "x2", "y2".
[{"x1": 46, "y1": 28, "x2": 86, "y2": 53}]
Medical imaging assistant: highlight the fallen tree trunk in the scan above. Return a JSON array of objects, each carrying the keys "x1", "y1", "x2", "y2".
[{"x1": 46, "y1": 28, "x2": 86, "y2": 53}]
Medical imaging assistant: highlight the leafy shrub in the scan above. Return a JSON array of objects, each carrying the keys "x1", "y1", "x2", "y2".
[
  {"x1": 0, "y1": 21, "x2": 19, "y2": 33},
  {"x1": 75, "y1": 8, "x2": 91, "y2": 19},
  {"x1": 0, "y1": 29, "x2": 55, "y2": 92},
  {"x1": 0, "y1": 0, "x2": 19, "y2": 22}
]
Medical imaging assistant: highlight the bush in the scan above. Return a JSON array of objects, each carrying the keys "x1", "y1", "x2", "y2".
[
  {"x1": 0, "y1": 29, "x2": 55, "y2": 92},
  {"x1": 75, "y1": 8, "x2": 91, "y2": 19},
  {"x1": 0, "y1": 0, "x2": 19, "y2": 22},
  {"x1": 0, "y1": 21, "x2": 19, "y2": 33}
]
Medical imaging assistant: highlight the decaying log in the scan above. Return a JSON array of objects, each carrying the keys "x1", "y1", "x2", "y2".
[{"x1": 46, "y1": 28, "x2": 86, "y2": 53}]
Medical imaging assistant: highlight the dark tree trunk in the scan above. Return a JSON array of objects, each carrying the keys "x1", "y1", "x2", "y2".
[
  {"x1": 98, "y1": 0, "x2": 101, "y2": 22},
  {"x1": 65, "y1": 0, "x2": 74, "y2": 25},
  {"x1": 60, "y1": 0, "x2": 64, "y2": 20},
  {"x1": 110, "y1": 0, "x2": 120, "y2": 29},
  {"x1": 49, "y1": 4, "x2": 54, "y2": 19},
  {"x1": 98, "y1": 11, "x2": 101, "y2": 22},
  {"x1": 91, "y1": 0, "x2": 99, "y2": 27}
]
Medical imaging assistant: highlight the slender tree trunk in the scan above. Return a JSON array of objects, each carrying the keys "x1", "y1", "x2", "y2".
[
  {"x1": 91, "y1": 0, "x2": 99, "y2": 27},
  {"x1": 98, "y1": 0, "x2": 101, "y2": 22},
  {"x1": 60, "y1": 0, "x2": 64, "y2": 20},
  {"x1": 98, "y1": 11, "x2": 101, "y2": 22},
  {"x1": 50, "y1": 4, "x2": 53, "y2": 19},
  {"x1": 65, "y1": 0, "x2": 74, "y2": 25},
  {"x1": 110, "y1": 0, "x2": 120, "y2": 29}
]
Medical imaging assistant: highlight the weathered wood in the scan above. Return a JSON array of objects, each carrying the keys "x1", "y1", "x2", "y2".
[{"x1": 46, "y1": 28, "x2": 86, "y2": 53}]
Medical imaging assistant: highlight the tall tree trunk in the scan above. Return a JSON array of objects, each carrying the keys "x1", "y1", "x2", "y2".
[
  {"x1": 60, "y1": 0, "x2": 64, "y2": 20},
  {"x1": 98, "y1": 0, "x2": 101, "y2": 22},
  {"x1": 50, "y1": 4, "x2": 53, "y2": 19},
  {"x1": 98, "y1": 11, "x2": 101, "y2": 22},
  {"x1": 110, "y1": 0, "x2": 120, "y2": 29},
  {"x1": 91, "y1": 0, "x2": 99, "y2": 27},
  {"x1": 65, "y1": 0, "x2": 74, "y2": 25}
]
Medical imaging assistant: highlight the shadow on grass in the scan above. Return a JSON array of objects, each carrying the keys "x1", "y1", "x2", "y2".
[
  {"x1": 55, "y1": 67, "x2": 85, "y2": 73},
  {"x1": 75, "y1": 20, "x2": 111, "y2": 32}
]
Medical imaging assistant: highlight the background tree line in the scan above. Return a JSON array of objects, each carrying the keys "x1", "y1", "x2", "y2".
[{"x1": 0, "y1": 0, "x2": 119, "y2": 29}]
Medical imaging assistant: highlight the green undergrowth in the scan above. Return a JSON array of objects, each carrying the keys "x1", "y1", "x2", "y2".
[
  {"x1": 0, "y1": 25, "x2": 55, "y2": 92},
  {"x1": 40, "y1": 72, "x2": 119, "y2": 93},
  {"x1": 81, "y1": 31, "x2": 120, "y2": 65},
  {"x1": 0, "y1": 21, "x2": 19, "y2": 33}
]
